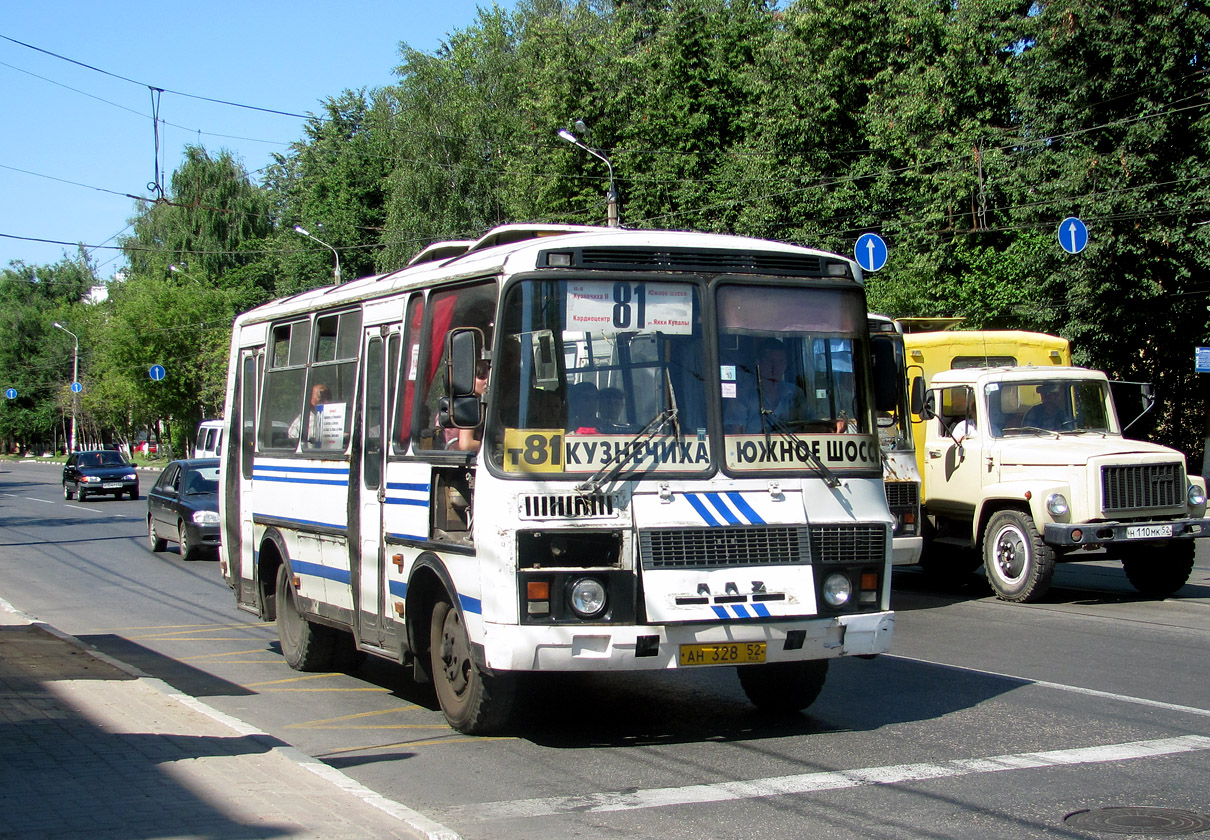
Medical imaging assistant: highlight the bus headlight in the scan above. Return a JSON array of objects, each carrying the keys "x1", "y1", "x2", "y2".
[
  {"x1": 1046, "y1": 493, "x2": 1069, "y2": 517},
  {"x1": 822, "y1": 573, "x2": 852, "y2": 607},
  {"x1": 568, "y1": 577, "x2": 607, "y2": 618},
  {"x1": 1189, "y1": 485, "x2": 1206, "y2": 507}
]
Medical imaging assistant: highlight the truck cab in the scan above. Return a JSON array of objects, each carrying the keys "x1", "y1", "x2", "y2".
[{"x1": 921, "y1": 366, "x2": 1209, "y2": 601}]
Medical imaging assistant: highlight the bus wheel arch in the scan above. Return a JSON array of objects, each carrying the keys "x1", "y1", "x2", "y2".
[{"x1": 256, "y1": 529, "x2": 289, "y2": 621}]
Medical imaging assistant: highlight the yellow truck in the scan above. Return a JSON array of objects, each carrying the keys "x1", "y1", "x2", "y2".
[{"x1": 901, "y1": 328, "x2": 1209, "y2": 601}]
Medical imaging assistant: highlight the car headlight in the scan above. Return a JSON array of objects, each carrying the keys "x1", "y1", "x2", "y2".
[
  {"x1": 80, "y1": 475, "x2": 100, "y2": 483},
  {"x1": 1189, "y1": 484, "x2": 1206, "y2": 507},
  {"x1": 568, "y1": 577, "x2": 607, "y2": 618},
  {"x1": 1046, "y1": 493, "x2": 1069, "y2": 516},
  {"x1": 192, "y1": 510, "x2": 220, "y2": 525},
  {"x1": 124, "y1": 473, "x2": 137, "y2": 481},
  {"x1": 822, "y1": 573, "x2": 852, "y2": 607}
]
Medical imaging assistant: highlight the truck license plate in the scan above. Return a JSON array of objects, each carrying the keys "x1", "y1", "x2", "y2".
[
  {"x1": 679, "y1": 642, "x2": 766, "y2": 666},
  {"x1": 1125, "y1": 524, "x2": 1173, "y2": 539}
]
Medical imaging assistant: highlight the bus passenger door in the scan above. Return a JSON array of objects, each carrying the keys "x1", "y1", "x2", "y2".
[
  {"x1": 234, "y1": 350, "x2": 260, "y2": 611},
  {"x1": 357, "y1": 330, "x2": 392, "y2": 648}
]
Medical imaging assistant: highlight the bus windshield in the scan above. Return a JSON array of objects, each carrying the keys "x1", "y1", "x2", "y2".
[
  {"x1": 489, "y1": 278, "x2": 711, "y2": 475},
  {"x1": 717, "y1": 284, "x2": 879, "y2": 474}
]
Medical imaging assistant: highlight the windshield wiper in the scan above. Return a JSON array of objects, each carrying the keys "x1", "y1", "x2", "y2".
[
  {"x1": 575, "y1": 406, "x2": 679, "y2": 494},
  {"x1": 759, "y1": 410, "x2": 843, "y2": 489}
]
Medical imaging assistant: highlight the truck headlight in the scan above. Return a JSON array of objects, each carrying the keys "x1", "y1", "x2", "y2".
[
  {"x1": 1189, "y1": 485, "x2": 1206, "y2": 507},
  {"x1": 822, "y1": 573, "x2": 852, "y2": 607},
  {"x1": 568, "y1": 577, "x2": 607, "y2": 618},
  {"x1": 1046, "y1": 493, "x2": 1069, "y2": 516}
]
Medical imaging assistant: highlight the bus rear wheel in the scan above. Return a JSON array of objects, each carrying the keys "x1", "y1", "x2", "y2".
[
  {"x1": 276, "y1": 564, "x2": 336, "y2": 671},
  {"x1": 737, "y1": 659, "x2": 829, "y2": 714},
  {"x1": 429, "y1": 596, "x2": 515, "y2": 735}
]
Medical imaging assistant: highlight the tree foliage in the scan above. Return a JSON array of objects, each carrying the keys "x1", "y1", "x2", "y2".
[{"x1": 6, "y1": 0, "x2": 1210, "y2": 462}]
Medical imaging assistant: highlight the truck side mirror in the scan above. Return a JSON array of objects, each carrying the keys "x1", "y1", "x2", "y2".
[
  {"x1": 919, "y1": 388, "x2": 936, "y2": 420},
  {"x1": 912, "y1": 377, "x2": 929, "y2": 418},
  {"x1": 445, "y1": 327, "x2": 484, "y2": 428}
]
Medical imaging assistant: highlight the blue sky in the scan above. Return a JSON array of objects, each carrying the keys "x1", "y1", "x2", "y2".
[{"x1": 1, "y1": 2, "x2": 510, "y2": 278}]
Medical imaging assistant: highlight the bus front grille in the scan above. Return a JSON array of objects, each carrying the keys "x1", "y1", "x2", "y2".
[
  {"x1": 520, "y1": 493, "x2": 619, "y2": 519},
  {"x1": 884, "y1": 481, "x2": 919, "y2": 510},
  {"x1": 639, "y1": 524, "x2": 887, "y2": 569},
  {"x1": 1101, "y1": 463, "x2": 1184, "y2": 513}
]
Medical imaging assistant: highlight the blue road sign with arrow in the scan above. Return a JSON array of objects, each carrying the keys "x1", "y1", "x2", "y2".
[
  {"x1": 71, "y1": 382, "x2": 82, "y2": 393},
  {"x1": 5, "y1": 388, "x2": 16, "y2": 399},
  {"x1": 149, "y1": 364, "x2": 166, "y2": 381},
  {"x1": 855, "y1": 233, "x2": 888, "y2": 272},
  {"x1": 1058, "y1": 217, "x2": 1089, "y2": 254}
]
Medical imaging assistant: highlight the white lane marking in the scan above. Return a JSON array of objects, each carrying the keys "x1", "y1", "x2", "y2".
[
  {"x1": 891, "y1": 655, "x2": 1210, "y2": 718},
  {"x1": 447, "y1": 734, "x2": 1210, "y2": 822}
]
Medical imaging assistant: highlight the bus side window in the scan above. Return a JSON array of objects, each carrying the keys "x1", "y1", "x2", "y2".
[
  {"x1": 417, "y1": 283, "x2": 497, "y2": 452},
  {"x1": 393, "y1": 295, "x2": 424, "y2": 454},
  {"x1": 259, "y1": 319, "x2": 310, "y2": 451}
]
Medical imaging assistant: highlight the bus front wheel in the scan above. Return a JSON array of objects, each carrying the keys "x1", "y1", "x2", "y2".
[
  {"x1": 276, "y1": 564, "x2": 336, "y2": 671},
  {"x1": 429, "y1": 596, "x2": 515, "y2": 735},
  {"x1": 737, "y1": 659, "x2": 829, "y2": 714}
]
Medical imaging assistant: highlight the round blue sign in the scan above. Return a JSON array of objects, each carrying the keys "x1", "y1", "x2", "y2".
[
  {"x1": 149, "y1": 364, "x2": 167, "y2": 381},
  {"x1": 4, "y1": 388, "x2": 16, "y2": 399},
  {"x1": 1058, "y1": 217, "x2": 1089, "y2": 254},
  {"x1": 71, "y1": 382, "x2": 82, "y2": 393},
  {"x1": 855, "y1": 233, "x2": 888, "y2": 272}
]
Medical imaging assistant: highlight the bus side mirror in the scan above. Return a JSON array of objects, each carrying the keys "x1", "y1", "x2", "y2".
[
  {"x1": 911, "y1": 376, "x2": 927, "y2": 417},
  {"x1": 870, "y1": 337, "x2": 901, "y2": 413},
  {"x1": 446, "y1": 327, "x2": 484, "y2": 428}
]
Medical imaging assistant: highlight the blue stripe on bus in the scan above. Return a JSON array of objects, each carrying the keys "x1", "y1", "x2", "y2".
[
  {"x1": 254, "y1": 474, "x2": 349, "y2": 487},
  {"x1": 385, "y1": 531, "x2": 428, "y2": 542},
  {"x1": 729, "y1": 604, "x2": 750, "y2": 619},
  {"x1": 752, "y1": 603, "x2": 770, "y2": 618},
  {"x1": 388, "y1": 580, "x2": 407, "y2": 598},
  {"x1": 725, "y1": 492, "x2": 765, "y2": 525},
  {"x1": 712, "y1": 605, "x2": 729, "y2": 620},
  {"x1": 290, "y1": 559, "x2": 351, "y2": 585},
  {"x1": 254, "y1": 464, "x2": 350, "y2": 475},
  {"x1": 386, "y1": 482, "x2": 430, "y2": 492},
  {"x1": 459, "y1": 594, "x2": 482, "y2": 615},
  {"x1": 385, "y1": 497, "x2": 428, "y2": 507},
  {"x1": 254, "y1": 514, "x2": 348, "y2": 532},
  {"x1": 704, "y1": 493, "x2": 741, "y2": 525},
  {"x1": 685, "y1": 493, "x2": 721, "y2": 527}
]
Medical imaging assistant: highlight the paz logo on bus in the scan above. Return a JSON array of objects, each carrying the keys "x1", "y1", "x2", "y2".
[
  {"x1": 1058, "y1": 217, "x2": 1088, "y2": 254},
  {"x1": 854, "y1": 233, "x2": 888, "y2": 272}
]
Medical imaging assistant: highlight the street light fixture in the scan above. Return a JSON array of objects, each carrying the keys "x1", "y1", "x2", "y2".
[
  {"x1": 168, "y1": 264, "x2": 201, "y2": 284},
  {"x1": 558, "y1": 127, "x2": 619, "y2": 228},
  {"x1": 52, "y1": 322, "x2": 79, "y2": 453},
  {"x1": 293, "y1": 225, "x2": 342, "y2": 283}
]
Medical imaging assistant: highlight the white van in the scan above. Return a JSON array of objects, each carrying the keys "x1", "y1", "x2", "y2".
[{"x1": 194, "y1": 420, "x2": 224, "y2": 459}]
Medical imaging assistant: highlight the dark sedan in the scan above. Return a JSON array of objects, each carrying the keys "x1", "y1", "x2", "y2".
[
  {"x1": 62, "y1": 450, "x2": 140, "y2": 501},
  {"x1": 147, "y1": 458, "x2": 220, "y2": 561}
]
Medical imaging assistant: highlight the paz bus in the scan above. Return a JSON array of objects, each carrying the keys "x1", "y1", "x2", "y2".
[{"x1": 218, "y1": 224, "x2": 897, "y2": 734}]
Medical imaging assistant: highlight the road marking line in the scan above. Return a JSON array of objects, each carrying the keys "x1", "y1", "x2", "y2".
[
  {"x1": 289, "y1": 707, "x2": 425, "y2": 727},
  {"x1": 445, "y1": 734, "x2": 1210, "y2": 822},
  {"x1": 891, "y1": 655, "x2": 1210, "y2": 718},
  {"x1": 246, "y1": 672, "x2": 345, "y2": 687}
]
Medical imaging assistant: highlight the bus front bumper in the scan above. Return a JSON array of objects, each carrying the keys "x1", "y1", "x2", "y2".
[{"x1": 480, "y1": 611, "x2": 894, "y2": 672}]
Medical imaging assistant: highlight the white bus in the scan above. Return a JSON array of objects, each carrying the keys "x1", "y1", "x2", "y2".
[{"x1": 218, "y1": 224, "x2": 897, "y2": 734}]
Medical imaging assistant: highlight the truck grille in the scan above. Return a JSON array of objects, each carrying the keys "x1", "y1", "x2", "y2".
[
  {"x1": 884, "y1": 481, "x2": 919, "y2": 510},
  {"x1": 1101, "y1": 463, "x2": 1184, "y2": 512},
  {"x1": 639, "y1": 524, "x2": 886, "y2": 569}
]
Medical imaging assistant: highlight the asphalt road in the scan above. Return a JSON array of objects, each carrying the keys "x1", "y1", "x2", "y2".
[{"x1": 3, "y1": 459, "x2": 1209, "y2": 840}]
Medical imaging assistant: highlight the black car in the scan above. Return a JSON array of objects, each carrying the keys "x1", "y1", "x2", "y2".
[
  {"x1": 63, "y1": 450, "x2": 140, "y2": 501},
  {"x1": 147, "y1": 458, "x2": 221, "y2": 561}
]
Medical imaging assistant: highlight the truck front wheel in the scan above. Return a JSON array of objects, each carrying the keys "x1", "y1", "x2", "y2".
[
  {"x1": 983, "y1": 509, "x2": 1056, "y2": 603},
  {"x1": 1114, "y1": 540, "x2": 1195, "y2": 597}
]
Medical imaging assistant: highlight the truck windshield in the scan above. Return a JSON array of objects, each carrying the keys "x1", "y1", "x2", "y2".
[
  {"x1": 488, "y1": 277, "x2": 711, "y2": 476},
  {"x1": 988, "y1": 379, "x2": 1115, "y2": 436},
  {"x1": 716, "y1": 284, "x2": 880, "y2": 475}
]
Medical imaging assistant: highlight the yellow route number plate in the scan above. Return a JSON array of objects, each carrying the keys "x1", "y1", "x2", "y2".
[{"x1": 679, "y1": 642, "x2": 767, "y2": 666}]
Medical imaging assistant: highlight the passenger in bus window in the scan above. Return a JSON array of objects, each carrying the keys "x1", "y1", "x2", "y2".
[
  {"x1": 567, "y1": 382, "x2": 600, "y2": 433},
  {"x1": 494, "y1": 339, "x2": 565, "y2": 430},
  {"x1": 289, "y1": 383, "x2": 332, "y2": 445}
]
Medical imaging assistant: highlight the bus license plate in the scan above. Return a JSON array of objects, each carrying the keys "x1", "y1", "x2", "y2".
[
  {"x1": 679, "y1": 642, "x2": 766, "y2": 666},
  {"x1": 1126, "y1": 524, "x2": 1173, "y2": 539}
]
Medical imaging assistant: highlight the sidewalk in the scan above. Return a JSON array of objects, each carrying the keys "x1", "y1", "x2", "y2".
[{"x1": 0, "y1": 600, "x2": 455, "y2": 840}]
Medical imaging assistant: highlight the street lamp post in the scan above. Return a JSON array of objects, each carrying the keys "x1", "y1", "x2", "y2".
[
  {"x1": 293, "y1": 225, "x2": 342, "y2": 283},
  {"x1": 52, "y1": 322, "x2": 78, "y2": 453},
  {"x1": 558, "y1": 127, "x2": 619, "y2": 228}
]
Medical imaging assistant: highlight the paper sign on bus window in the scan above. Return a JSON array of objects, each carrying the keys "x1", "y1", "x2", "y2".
[
  {"x1": 566, "y1": 281, "x2": 692, "y2": 335},
  {"x1": 317, "y1": 403, "x2": 346, "y2": 449}
]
